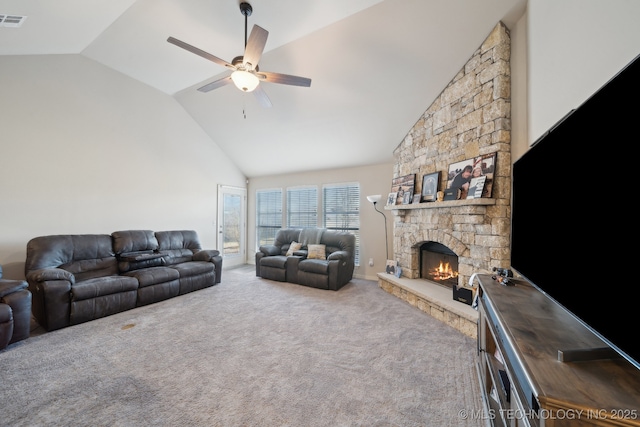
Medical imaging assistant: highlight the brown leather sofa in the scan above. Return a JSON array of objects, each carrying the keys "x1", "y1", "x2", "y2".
[
  {"x1": 25, "y1": 230, "x2": 222, "y2": 332},
  {"x1": 0, "y1": 265, "x2": 32, "y2": 351},
  {"x1": 255, "y1": 228, "x2": 355, "y2": 291}
]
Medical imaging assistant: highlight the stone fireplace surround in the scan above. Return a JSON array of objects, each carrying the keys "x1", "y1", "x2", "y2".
[{"x1": 377, "y1": 23, "x2": 512, "y2": 339}]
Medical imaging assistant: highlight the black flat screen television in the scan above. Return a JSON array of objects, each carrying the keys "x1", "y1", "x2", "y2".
[{"x1": 511, "y1": 53, "x2": 640, "y2": 370}]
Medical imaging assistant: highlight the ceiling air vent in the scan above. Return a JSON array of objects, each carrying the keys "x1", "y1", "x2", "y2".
[{"x1": 0, "y1": 15, "x2": 27, "y2": 28}]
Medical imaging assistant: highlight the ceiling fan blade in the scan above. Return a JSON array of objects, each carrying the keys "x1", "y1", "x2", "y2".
[
  {"x1": 197, "y1": 76, "x2": 233, "y2": 93},
  {"x1": 243, "y1": 25, "x2": 268, "y2": 69},
  {"x1": 167, "y1": 36, "x2": 235, "y2": 70},
  {"x1": 258, "y1": 71, "x2": 312, "y2": 87},
  {"x1": 253, "y1": 85, "x2": 272, "y2": 108}
]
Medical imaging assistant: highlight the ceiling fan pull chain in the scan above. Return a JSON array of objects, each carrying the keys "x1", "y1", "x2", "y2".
[{"x1": 243, "y1": 96, "x2": 247, "y2": 119}]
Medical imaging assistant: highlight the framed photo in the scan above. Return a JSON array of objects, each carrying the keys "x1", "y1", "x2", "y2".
[
  {"x1": 474, "y1": 153, "x2": 497, "y2": 198},
  {"x1": 402, "y1": 192, "x2": 412, "y2": 204},
  {"x1": 446, "y1": 153, "x2": 497, "y2": 199},
  {"x1": 386, "y1": 192, "x2": 398, "y2": 206},
  {"x1": 421, "y1": 172, "x2": 439, "y2": 202},
  {"x1": 412, "y1": 193, "x2": 422, "y2": 204},
  {"x1": 385, "y1": 259, "x2": 397, "y2": 274},
  {"x1": 390, "y1": 174, "x2": 415, "y2": 205},
  {"x1": 466, "y1": 175, "x2": 486, "y2": 199}
]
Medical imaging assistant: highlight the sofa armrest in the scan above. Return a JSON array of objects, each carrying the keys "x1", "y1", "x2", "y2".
[
  {"x1": 293, "y1": 249, "x2": 308, "y2": 258},
  {"x1": 193, "y1": 249, "x2": 221, "y2": 261},
  {"x1": 25, "y1": 269, "x2": 73, "y2": 331},
  {"x1": 193, "y1": 250, "x2": 223, "y2": 284},
  {"x1": 0, "y1": 279, "x2": 28, "y2": 298},
  {"x1": 327, "y1": 250, "x2": 349, "y2": 262},
  {"x1": 259, "y1": 245, "x2": 281, "y2": 256},
  {"x1": 26, "y1": 268, "x2": 75, "y2": 285}
]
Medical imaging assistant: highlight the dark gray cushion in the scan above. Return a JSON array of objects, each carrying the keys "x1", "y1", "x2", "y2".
[
  {"x1": 112, "y1": 230, "x2": 159, "y2": 254},
  {"x1": 123, "y1": 266, "x2": 180, "y2": 287},
  {"x1": 25, "y1": 234, "x2": 118, "y2": 281},
  {"x1": 71, "y1": 275, "x2": 139, "y2": 301},
  {"x1": 298, "y1": 259, "x2": 330, "y2": 274},
  {"x1": 260, "y1": 255, "x2": 288, "y2": 269}
]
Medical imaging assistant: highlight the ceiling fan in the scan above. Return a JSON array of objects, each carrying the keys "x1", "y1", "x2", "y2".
[{"x1": 167, "y1": 2, "x2": 311, "y2": 108}]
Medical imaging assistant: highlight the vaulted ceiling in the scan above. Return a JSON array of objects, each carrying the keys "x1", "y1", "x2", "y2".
[{"x1": 0, "y1": 0, "x2": 526, "y2": 177}]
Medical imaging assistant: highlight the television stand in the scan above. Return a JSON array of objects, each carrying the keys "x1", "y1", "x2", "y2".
[
  {"x1": 476, "y1": 274, "x2": 640, "y2": 427},
  {"x1": 558, "y1": 347, "x2": 622, "y2": 363}
]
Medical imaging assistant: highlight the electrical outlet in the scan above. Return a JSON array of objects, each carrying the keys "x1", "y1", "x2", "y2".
[{"x1": 368, "y1": 258, "x2": 374, "y2": 267}]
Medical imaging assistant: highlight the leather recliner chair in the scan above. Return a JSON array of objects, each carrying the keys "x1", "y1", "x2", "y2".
[
  {"x1": 256, "y1": 228, "x2": 356, "y2": 291},
  {"x1": 0, "y1": 265, "x2": 32, "y2": 350}
]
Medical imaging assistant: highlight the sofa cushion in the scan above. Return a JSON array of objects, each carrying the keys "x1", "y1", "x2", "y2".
[
  {"x1": 123, "y1": 266, "x2": 180, "y2": 288},
  {"x1": 169, "y1": 261, "x2": 215, "y2": 278},
  {"x1": 307, "y1": 244, "x2": 326, "y2": 260},
  {"x1": 274, "y1": 229, "x2": 302, "y2": 250},
  {"x1": 298, "y1": 259, "x2": 330, "y2": 274},
  {"x1": 156, "y1": 230, "x2": 202, "y2": 265},
  {"x1": 260, "y1": 255, "x2": 288, "y2": 269},
  {"x1": 26, "y1": 234, "x2": 118, "y2": 281},
  {"x1": 71, "y1": 276, "x2": 139, "y2": 301},
  {"x1": 156, "y1": 230, "x2": 202, "y2": 251},
  {"x1": 112, "y1": 230, "x2": 159, "y2": 254},
  {"x1": 159, "y1": 248, "x2": 194, "y2": 265},
  {"x1": 299, "y1": 228, "x2": 324, "y2": 247}
]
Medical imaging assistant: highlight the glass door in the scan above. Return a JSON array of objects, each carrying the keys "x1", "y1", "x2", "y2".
[{"x1": 217, "y1": 185, "x2": 246, "y2": 268}]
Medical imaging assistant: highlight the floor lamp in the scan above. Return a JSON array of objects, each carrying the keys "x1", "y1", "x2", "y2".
[{"x1": 366, "y1": 195, "x2": 389, "y2": 260}]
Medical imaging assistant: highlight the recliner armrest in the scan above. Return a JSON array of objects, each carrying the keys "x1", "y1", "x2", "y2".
[
  {"x1": 259, "y1": 245, "x2": 281, "y2": 256},
  {"x1": 193, "y1": 250, "x2": 223, "y2": 284},
  {"x1": 193, "y1": 249, "x2": 221, "y2": 261},
  {"x1": 0, "y1": 279, "x2": 28, "y2": 298},
  {"x1": 327, "y1": 250, "x2": 349, "y2": 262},
  {"x1": 26, "y1": 267, "x2": 74, "y2": 285}
]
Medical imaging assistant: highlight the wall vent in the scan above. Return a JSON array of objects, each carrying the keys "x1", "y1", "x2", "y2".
[{"x1": 0, "y1": 15, "x2": 27, "y2": 28}]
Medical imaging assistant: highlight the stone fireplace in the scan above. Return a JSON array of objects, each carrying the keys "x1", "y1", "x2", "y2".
[{"x1": 378, "y1": 22, "x2": 512, "y2": 339}]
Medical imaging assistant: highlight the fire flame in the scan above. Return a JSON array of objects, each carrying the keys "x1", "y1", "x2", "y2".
[{"x1": 431, "y1": 261, "x2": 458, "y2": 281}]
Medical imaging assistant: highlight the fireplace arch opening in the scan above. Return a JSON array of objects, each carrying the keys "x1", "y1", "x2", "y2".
[{"x1": 420, "y1": 242, "x2": 459, "y2": 288}]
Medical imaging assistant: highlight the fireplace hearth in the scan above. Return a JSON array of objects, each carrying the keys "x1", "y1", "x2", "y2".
[{"x1": 420, "y1": 242, "x2": 459, "y2": 289}]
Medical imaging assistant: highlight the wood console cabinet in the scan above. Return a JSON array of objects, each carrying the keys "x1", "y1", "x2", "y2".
[{"x1": 476, "y1": 274, "x2": 640, "y2": 427}]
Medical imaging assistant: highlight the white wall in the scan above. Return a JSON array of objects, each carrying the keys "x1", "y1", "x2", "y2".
[
  {"x1": 0, "y1": 54, "x2": 246, "y2": 279},
  {"x1": 527, "y1": 0, "x2": 640, "y2": 145},
  {"x1": 509, "y1": 9, "x2": 529, "y2": 163},
  {"x1": 247, "y1": 163, "x2": 393, "y2": 280}
]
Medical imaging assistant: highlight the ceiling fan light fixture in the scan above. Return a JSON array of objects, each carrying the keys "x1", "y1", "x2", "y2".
[{"x1": 231, "y1": 70, "x2": 259, "y2": 92}]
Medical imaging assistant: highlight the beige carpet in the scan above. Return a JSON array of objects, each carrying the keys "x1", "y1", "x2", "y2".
[{"x1": 0, "y1": 265, "x2": 484, "y2": 427}]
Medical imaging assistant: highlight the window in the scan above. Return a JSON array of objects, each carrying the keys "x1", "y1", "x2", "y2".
[
  {"x1": 323, "y1": 183, "x2": 360, "y2": 265},
  {"x1": 256, "y1": 189, "x2": 282, "y2": 247},
  {"x1": 286, "y1": 186, "x2": 318, "y2": 228}
]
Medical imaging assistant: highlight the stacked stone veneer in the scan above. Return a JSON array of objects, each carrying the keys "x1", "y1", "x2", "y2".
[{"x1": 391, "y1": 22, "x2": 512, "y2": 288}]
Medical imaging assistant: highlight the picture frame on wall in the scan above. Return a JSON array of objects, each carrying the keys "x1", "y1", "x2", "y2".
[
  {"x1": 421, "y1": 172, "x2": 439, "y2": 202},
  {"x1": 446, "y1": 153, "x2": 497, "y2": 199},
  {"x1": 390, "y1": 174, "x2": 415, "y2": 205},
  {"x1": 386, "y1": 192, "x2": 398, "y2": 206}
]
